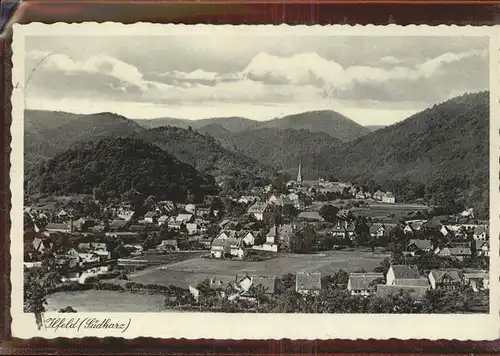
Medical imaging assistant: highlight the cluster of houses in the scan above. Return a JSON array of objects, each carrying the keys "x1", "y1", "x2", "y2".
[{"x1": 347, "y1": 264, "x2": 489, "y2": 298}]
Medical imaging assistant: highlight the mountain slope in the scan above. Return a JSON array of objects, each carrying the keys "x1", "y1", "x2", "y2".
[
  {"x1": 313, "y1": 92, "x2": 489, "y2": 214},
  {"x1": 25, "y1": 111, "x2": 145, "y2": 159},
  {"x1": 366, "y1": 125, "x2": 386, "y2": 132},
  {"x1": 257, "y1": 110, "x2": 371, "y2": 142},
  {"x1": 205, "y1": 127, "x2": 342, "y2": 170},
  {"x1": 25, "y1": 137, "x2": 214, "y2": 202}
]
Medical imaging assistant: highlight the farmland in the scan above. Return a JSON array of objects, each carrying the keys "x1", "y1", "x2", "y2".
[{"x1": 127, "y1": 249, "x2": 390, "y2": 289}]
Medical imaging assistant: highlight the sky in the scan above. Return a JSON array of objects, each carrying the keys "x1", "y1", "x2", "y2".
[{"x1": 24, "y1": 33, "x2": 489, "y2": 126}]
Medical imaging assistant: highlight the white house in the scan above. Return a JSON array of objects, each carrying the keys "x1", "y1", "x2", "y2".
[{"x1": 347, "y1": 272, "x2": 384, "y2": 296}]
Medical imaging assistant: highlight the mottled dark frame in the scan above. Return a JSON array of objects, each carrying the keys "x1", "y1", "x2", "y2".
[{"x1": 1, "y1": 1, "x2": 500, "y2": 354}]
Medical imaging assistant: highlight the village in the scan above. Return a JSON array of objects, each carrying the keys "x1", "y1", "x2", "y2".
[{"x1": 23, "y1": 163, "x2": 490, "y2": 313}]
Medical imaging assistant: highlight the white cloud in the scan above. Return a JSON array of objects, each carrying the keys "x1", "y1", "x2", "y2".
[{"x1": 380, "y1": 56, "x2": 400, "y2": 65}]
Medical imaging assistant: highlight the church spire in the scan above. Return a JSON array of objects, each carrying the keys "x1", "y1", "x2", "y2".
[{"x1": 297, "y1": 161, "x2": 303, "y2": 184}]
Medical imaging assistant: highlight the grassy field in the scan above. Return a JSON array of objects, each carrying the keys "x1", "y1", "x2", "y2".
[
  {"x1": 46, "y1": 290, "x2": 166, "y2": 312},
  {"x1": 127, "y1": 252, "x2": 206, "y2": 263},
  {"x1": 128, "y1": 249, "x2": 390, "y2": 289}
]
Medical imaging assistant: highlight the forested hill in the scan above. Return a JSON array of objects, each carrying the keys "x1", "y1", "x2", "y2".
[
  {"x1": 134, "y1": 116, "x2": 258, "y2": 132},
  {"x1": 25, "y1": 110, "x2": 145, "y2": 159},
  {"x1": 205, "y1": 127, "x2": 342, "y2": 170},
  {"x1": 257, "y1": 110, "x2": 371, "y2": 142},
  {"x1": 139, "y1": 126, "x2": 272, "y2": 184},
  {"x1": 313, "y1": 91, "x2": 490, "y2": 216},
  {"x1": 25, "y1": 137, "x2": 215, "y2": 203}
]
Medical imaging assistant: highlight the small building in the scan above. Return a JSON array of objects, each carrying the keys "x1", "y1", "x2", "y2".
[
  {"x1": 386, "y1": 265, "x2": 420, "y2": 286},
  {"x1": 463, "y1": 270, "x2": 489, "y2": 291},
  {"x1": 369, "y1": 223, "x2": 386, "y2": 239},
  {"x1": 405, "y1": 239, "x2": 432, "y2": 256},
  {"x1": 157, "y1": 215, "x2": 169, "y2": 226},
  {"x1": 473, "y1": 226, "x2": 488, "y2": 241},
  {"x1": 104, "y1": 231, "x2": 139, "y2": 241},
  {"x1": 247, "y1": 202, "x2": 271, "y2": 221},
  {"x1": 475, "y1": 240, "x2": 490, "y2": 257},
  {"x1": 241, "y1": 231, "x2": 256, "y2": 246},
  {"x1": 347, "y1": 272, "x2": 384, "y2": 296},
  {"x1": 144, "y1": 211, "x2": 157, "y2": 224},
  {"x1": 295, "y1": 272, "x2": 322, "y2": 295},
  {"x1": 227, "y1": 238, "x2": 246, "y2": 259},
  {"x1": 45, "y1": 223, "x2": 72, "y2": 234},
  {"x1": 109, "y1": 219, "x2": 128, "y2": 231},
  {"x1": 449, "y1": 247, "x2": 472, "y2": 261},
  {"x1": 381, "y1": 192, "x2": 395, "y2": 204},
  {"x1": 210, "y1": 238, "x2": 230, "y2": 259},
  {"x1": 186, "y1": 223, "x2": 198, "y2": 235},
  {"x1": 157, "y1": 240, "x2": 179, "y2": 252},
  {"x1": 32, "y1": 237, "x2": 54, "y2": 253},
  {"x1": 428, "y1": 270, "x2": 464, "y2": 290},
  {"x1": 176, "y1": 214, "x2": 194, "y2": 223},
  {"x1": 376, "y1": 284, "x2": 429, "y2": 300}
]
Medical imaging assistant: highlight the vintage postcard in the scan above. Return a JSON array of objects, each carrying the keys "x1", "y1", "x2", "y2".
[{"x1": 10, "y1": 23, "x2": 500, "y2": 340}]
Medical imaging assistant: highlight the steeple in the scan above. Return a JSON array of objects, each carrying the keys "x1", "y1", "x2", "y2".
[{"x1": 297, "y1": 161, "x2": 303, "y2": 185}]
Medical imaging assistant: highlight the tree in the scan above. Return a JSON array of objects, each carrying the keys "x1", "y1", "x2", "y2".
[{"x1": 319, "y1": 205, "x2": 339, "y2": 223}]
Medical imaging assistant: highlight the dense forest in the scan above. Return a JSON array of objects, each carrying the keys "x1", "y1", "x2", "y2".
[
  {"x1": 139, "y1": 126, "x2": 272, "y2": 192},
  {"x1": 25, "y1": 137, "x2": 215, "y2": 203},
  {"x1": 309, "y1": 92, "x2": 490, "y2": 217},
  {"x1": 206, "y1": 127, "x2": 342, "y2": 170}
]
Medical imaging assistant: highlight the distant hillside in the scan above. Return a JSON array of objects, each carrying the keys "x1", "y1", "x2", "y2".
[
  {"x1": 313, "y1": 92, "x2": 489, "y2": 216},
  {"x1": 257, "y1": 110, "x2": 371, "y2": 142},
  {"x1": 206, "y1": 127, "x2": 342, "y2": 170},
  {"x1": 197, "y1": 123, "x2": 231, "y2": 137},
  {"x1": 366, "y1": 125, "x2": 386, "y2": 132},
  {"x1": 139, "y1": 126, "x2": 272, "y2": 183},
  {"x1": 134, "y1": 116, "x2": 258, "y2": 133},
  {"x1": 25, "y1": 110, "x2": 145, "y2": 158},
  {"x1": 25, "y1": 137, "x2": 214, "y2": 202}
]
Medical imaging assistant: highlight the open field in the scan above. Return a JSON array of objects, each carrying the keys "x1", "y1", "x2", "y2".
[
  {"x1": 46, "y1": 290, "x2": 166, "y2": 312},
  {"x1": 127, "y1": 252, "x2": 206, "y2": 263},
  {"x1": 128, "y1": 249, "x2": 390, "y2": 289}
]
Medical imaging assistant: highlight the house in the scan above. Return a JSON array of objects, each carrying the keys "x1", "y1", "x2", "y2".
[
  {"x1": 210, "y1": 238, "x2": 230, "y2": 258},
  {"x1": 109, "y1": 219, "x2": 128, "y2": 231},
  {"x1": 331, "y1": 223, "x2": 347, "y2": 239},
  {"x1": 56, "y1": 209, "x2": 72, "y2": 221},
  {"x1": 347, "y1": 272, "x2": 384, "y2": 296},
  {"x1": 216, "y1": 230, "x2": 237, "y2": 241},
  {"x1": 473, "y1": 226, "x2": 488, "y2": 241},
  {"x1": 157, "y1": 200, "x2": 176, "y2": 213},
  {"x1": 386, "y1": 265, "x2": 421, "y2": 286},
  {"x1": 449, "y1": 247, "x2": 472, "y2": 261},
  {"x1": 382, "y1": 192, "x2": 395, "y2": 203},
  {"x1": 266, "y1": 225, "x2": 279, "y2": 244},
  {"x1": 247, "y1": 202, "x2": 271, "y2": 221},
  {"x1": 32, "y1": 237, "x2": 53, "y2": 253},
  {"x1": 463, "y1": 270, "x2": 489, "y2": 291},
  {"x1": 186, "y1": 223, "x2": 198, "y2": 235},
  {"x1": 227, "y1": 238, "x2": 246, "y2": 259},
  {"x1": 296, "y1": 272, "x2": 322, "y2": 295},
  {"x1": 434, "y1": 246, "x2": 451, "y2": 258},
  {"x1": 73, "y1": 217, "x2": 93, "y2": 232},
  {"x1": 251, "y1": 276, "x2": 277, "y2": 295},
  {"x1": 345, "y1": 223, "x2": 356, "y2": 239},
  {"x1": 185, "y1": 204, "x2": 196, "y2": 214},
  {"x1": 373, "y1": 190, "x2": 385, "y2": 200},
  {"x1": 268, "y1": 194, "x2": 294, "y2": 207},
  {"x1": 176, "y1": 214, "x2": 193, "y2": 223},
  {"x1": 423, "y1": 216, "x2": 443, "y2": 231},
  {"x1": 144, "y1": 211, "x2": 157, "y2": 224},
  {"x1": 405, "y1": 239, "x2": 432, "y2": 256},
  {"x1": 297, "y1": 211, "x2": 325, "y2": 222},
  {"x1": 241, "y1": 231, "x2": 256, "y2": 246},
  {"x1": 196, "y1": 207, "x2": 211, "y2": 218},
  {"x1": 104, "y1": 232, "x2": 139, "y2": 240},
  {"x1": 117, "y1": 207, "x2": 135, "y2": 221},
  {"x1": 188, "y1": 285, "x2": 200, "y2": 302},
  {"x1": 157, "y1": 240, "x2": 179, "y2": 252},
  {"x1": 403, "y1": 224, "x2": 413, "y2": 235},
  {"x1": 45, "y1": 223, "x2": 72, "y2": 234},
  {"x1": 428, "y1": 270, "x2": 464, "y2": 290},
  {"x1": 475, "y1": 240, "x2": 490, "y2": 257},
  {"x1": 369, "y1": 223, "x2": 386, "y2": 239},
  {"x1": 157, "y1": 215, "x2": 169, "y2": 226}
]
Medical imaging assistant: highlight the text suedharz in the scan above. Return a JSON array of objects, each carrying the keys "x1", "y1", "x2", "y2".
[{"x1": 44, "y1": 317, "x2": 131, "y2": 333}]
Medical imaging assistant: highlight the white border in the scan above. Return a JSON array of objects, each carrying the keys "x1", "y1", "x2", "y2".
[{"x1": 10, "y1": 23, "x2": 500, "y2": 340}]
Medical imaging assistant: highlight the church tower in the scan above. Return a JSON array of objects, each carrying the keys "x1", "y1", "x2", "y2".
[{"x1": 296, "y1": 161, "x2": 303, "y2": 185}]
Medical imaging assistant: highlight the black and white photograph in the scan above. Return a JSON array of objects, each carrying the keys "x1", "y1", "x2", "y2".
[{"x1": 10, "y1": 24, "x2": 499, "y2": 340}]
